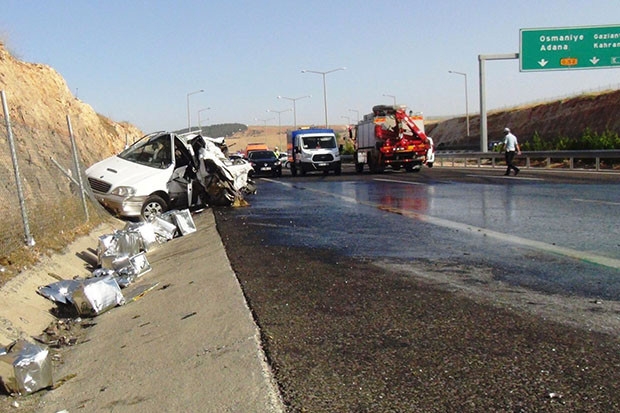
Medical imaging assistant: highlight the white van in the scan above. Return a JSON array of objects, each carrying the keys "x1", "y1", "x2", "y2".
[
  {"x1": 86, "y1": 131, "x2": 255, "y2": 220},
  {"x1": 287, "y1": 128, "x2": 341, "y2": 176}
]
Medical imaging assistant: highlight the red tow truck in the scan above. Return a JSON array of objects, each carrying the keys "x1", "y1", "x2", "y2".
[{"x1": 353, "y1": 105, "x2": 434, "y2": 173}]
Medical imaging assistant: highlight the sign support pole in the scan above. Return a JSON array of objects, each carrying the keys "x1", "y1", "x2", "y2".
[{"x1": 478, "y1": 53, "x2": 518, "y2": 152}]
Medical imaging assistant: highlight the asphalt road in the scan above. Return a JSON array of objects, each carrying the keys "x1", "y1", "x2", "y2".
[
  {"x1": 214, "y1": 165, "x2": 620, "y2": 412},
  {"x1": 247, "y1": 165, "x2": 620, "y2": 300}
]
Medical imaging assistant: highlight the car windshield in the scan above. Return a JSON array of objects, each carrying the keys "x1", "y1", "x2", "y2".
[
  {"x1": 301, "y1": 135, "x2": 336, "y2": 149},
  {"x1": 118, "y1": 133, "x2": 172, "y2": 169},
  {"x1": 248, "y1": 151, "x2": 276, "y2": 160}
]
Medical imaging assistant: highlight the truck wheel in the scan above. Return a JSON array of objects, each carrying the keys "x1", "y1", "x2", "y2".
[
  {"x1": 369, "y1": 155, "x2": 384, "y2": 173},
  {"x1": 141, "y1": 195, "x2": 167, "y2": 221},
  {"x1": 335, "y1": 165, "x2": 342, "y2": 175},
  {"x1": 355, "y1": 163, "x2": 364, "y2": 173},
  {"x1": 291, "y1": 164, "x2": 297, "y2": 177},
  {"x1": 427, "y1": 162, "x2": 434, "y2": 168}
]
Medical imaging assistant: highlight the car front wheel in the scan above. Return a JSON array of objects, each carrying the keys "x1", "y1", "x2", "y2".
[{"x1": 141, "y1": 195, "x2": 167, "y2": 221}]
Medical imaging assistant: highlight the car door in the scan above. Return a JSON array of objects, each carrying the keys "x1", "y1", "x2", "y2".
[{"x1": 167, "y1": 136, "x2": 198, "y2": 209}]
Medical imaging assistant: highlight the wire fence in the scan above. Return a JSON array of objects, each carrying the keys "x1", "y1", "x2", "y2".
[{"x1": 1, "y1": 92, "x2": 112, "y2": 278}]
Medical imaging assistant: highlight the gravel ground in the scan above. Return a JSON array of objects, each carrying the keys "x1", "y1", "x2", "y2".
[{"x1": 214, "y1": 208, "x2": 620, "y2": 413}]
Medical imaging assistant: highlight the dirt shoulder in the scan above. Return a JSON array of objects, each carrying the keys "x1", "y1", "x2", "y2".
[{"x1": 1, "y1": 211, "x2": 283, "y2": 413}]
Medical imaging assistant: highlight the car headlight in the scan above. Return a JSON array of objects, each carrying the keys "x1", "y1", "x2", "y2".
[
  {"x1": 275, "y1": 160, "x2": 281, "y2": 166},
  {"x1": 111, "y1": 186, "x2": 136, "y2": 197}
]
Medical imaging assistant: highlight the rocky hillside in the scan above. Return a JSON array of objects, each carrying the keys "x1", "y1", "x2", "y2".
[
  {"x1": 426, "y1": 89, "x2": 620, "y2": 149},
  {"x1": 0, "y1": 42, "x2": 142, "y2": 188}
]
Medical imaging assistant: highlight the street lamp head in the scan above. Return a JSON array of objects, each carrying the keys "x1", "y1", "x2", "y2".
[
  {"x1": 302, "y1": 67, "x2": 346, "y2": 75},
  {"x1": 448, "y1": 70, "x2": 466, "y2": 76}
]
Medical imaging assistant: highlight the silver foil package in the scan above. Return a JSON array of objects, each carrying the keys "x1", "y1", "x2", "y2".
[
  {"x1": 72, "y1": 275, "x2": 125, "y2": 317},
  {"x1": 0, "y1": 340, "x2": 53, "y2": 395}
]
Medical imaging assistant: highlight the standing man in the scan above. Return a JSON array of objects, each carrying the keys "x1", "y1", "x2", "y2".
[{"x1": 502, "y1": 127, "x2": 521, "y2": 176}]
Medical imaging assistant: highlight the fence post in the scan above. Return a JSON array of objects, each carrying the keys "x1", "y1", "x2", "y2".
[
  {"x1": 1, "y1": 90, "x2": 35, "y2": 246},
  {"x1": 66, "y1": 115, "x2": 89, "y2": 221}
]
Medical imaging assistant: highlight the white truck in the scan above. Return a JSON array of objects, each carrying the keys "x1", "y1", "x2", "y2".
[{"x1": 287, "y1": 128, "x2": 341, "y2": 176}]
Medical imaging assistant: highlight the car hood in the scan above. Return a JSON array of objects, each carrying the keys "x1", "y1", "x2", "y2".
[{"x1": 86, "y1": 156, "x2": 171, "y2": 193}]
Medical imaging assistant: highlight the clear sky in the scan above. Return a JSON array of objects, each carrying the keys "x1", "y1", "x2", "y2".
[{"x1": 1, "y1": 1, "x2": 619, "y2": 133}]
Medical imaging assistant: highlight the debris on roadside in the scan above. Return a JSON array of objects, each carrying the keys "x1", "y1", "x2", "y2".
[
  {"x1": 72, "y1": 275, "x2": 125, "y2": 317},
  {"x1": 3, "y1": 208, "x2": 199, "y2": 400},
  {"x1": 32, "y1": 318, "x2": 83, "y2": 348},
  {"x1": 36, "y1": 208, "x2": 196, "y2": 317},
  {"x1": 0, "y1": 339, "x2": 53, "y2": 395}
]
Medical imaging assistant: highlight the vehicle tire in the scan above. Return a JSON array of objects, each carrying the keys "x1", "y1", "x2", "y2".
[
  {"x1": 141, "y1": 195, "x2": 167, "y2": 221},
  {"x1": 291, "y1": 164, "x2": 297, "y2": 177},
  {"x1": 335, "y1": 165, "x2": 342, "y2": 176},
  {"x1": 355, "y1": 163, "x2": 364, "y2": 173},
  {"x1": 369, "y1": 154, "x2": 384, "y2": 173},
  {"x1": 427, "y1": 162, "x2": 434, "y2": 168}
]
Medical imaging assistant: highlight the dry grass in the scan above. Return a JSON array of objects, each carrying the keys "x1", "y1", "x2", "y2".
[{"x1": 0, "y1": 198, "x2": 112, "y2": 287}]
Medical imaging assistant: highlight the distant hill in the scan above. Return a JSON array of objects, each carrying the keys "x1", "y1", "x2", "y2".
[
  {"x1": 175, "y1": 123, "x2": 248, "y2": 138},
  {"x1": 426, "y1": 89, "x2": 620, "y2": 150},
  {"x1": 222, "y1": 125, "x2": 351, "y2": 154}
]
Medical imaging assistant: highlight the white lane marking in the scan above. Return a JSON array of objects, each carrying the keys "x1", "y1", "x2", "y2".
[
  {"x1": 572, "y1": 198, "x2": 620, "y2": 207},
  {"x1": 373, "y1": 178, "x2": 426, "y2": 185},
  {"x1": 267, "y1": 179, "x2": 620, "y2": 270},
  {"x1": 466, "y1": 174, "x2": 545, "y2": 181},
  {"x1": 379, "y1": 206, "x2": 620, "y2": 270}
]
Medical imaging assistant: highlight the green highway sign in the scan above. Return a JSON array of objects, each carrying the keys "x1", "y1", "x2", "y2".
[{"x1": 520, "y1": 25, "x2": 620, "y2": 71}]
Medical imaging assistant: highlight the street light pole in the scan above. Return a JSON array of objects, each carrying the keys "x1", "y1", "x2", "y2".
[
  {"x1": 348, "y1": 109, "x2": 360, "y2": 123},
  {"x1": 186, "y1": 89, "x2": 204, "y2": 132},
  {"x1": 382, "y1": 93, "x2": 396, "y2": 105},
  {"x1": 197, "y1": 107, "x2": 211, "y2": 131},
  {"x1": 278, "y1": 95, "x2": 310, "y2": 129},
  {"x1": 254, "y1": 117, "x2": 274, "y2": 126},
  {"x1": 448, "y1": 70, "x2": 470, "y2": 137},
  {"x1": 267, "y1": 108, "x2": 292, "y2": 135},
  {"x1": 301, "y1": 67, "x2": 346, "y2": 128}
]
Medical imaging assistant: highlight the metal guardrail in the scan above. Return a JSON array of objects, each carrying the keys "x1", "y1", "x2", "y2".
[{"x1": 434, "y1": 150, "x2": 620, "y2": 172}]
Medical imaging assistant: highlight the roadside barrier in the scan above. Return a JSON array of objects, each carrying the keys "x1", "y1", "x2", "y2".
[{"x1": 435, "y1": 150, "x2": 620, "y2": 172}]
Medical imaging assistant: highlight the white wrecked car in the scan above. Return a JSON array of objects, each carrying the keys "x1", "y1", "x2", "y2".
[{"x1": 86, "y1": 131, "x2": 254, "y2": 220}]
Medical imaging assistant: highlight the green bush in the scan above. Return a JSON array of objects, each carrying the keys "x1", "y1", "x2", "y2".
[{"x1": 523, "y1": 129, "x2": 620, "y2": 151}]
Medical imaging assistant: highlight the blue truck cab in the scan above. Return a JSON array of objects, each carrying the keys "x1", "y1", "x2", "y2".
[{"x1": 287, "y1": 128, "x2": 341, "y2": 176}]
